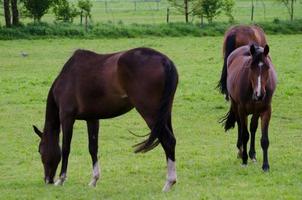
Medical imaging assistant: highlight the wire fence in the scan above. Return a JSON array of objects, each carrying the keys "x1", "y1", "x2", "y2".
[
  {"x1": 0, "y1": 0, "x2": 301, "y2": 25},
  {"x1": 86, "y1": 0, "x2": 302, "y2": 24}
]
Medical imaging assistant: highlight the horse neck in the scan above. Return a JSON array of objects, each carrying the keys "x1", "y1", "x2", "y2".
[{"x1": 43, "y1": 88, "x2": 60, "y2": 143}]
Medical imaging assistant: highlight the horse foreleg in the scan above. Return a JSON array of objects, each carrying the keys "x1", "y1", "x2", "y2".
[
  {"x1": 261, "y1": 106, "x2": 271, "y2": 172},
  {"x1": 55, "y1": 117, "x2": 75, "y2": 186},
  {"x1": 249, "y1": 114, "x2": 259, "y2": 162},
  {"x1": 87, "y1": 120, "x2": 100, "y2": 187},
  {"x1": 238, "y1": 110, "x2": 249, "y2": 166},
  {"x1": 236, "y1": 120, "x2": 243, "y2": 159}
]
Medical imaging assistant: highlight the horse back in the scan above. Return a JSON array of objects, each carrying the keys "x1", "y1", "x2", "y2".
[
  {"x1": 52, "y1": 49, "x2": 133, "y2": 119},
  {"x1": 223, "y1": 25, "x2": 267, "y2": 56}
]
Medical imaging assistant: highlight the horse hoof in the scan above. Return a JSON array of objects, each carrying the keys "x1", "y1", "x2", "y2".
[
  {"x1": 262, "y1": 165, "x2": 270, "y2": 172},
  {"x1": 54, "y1": 179, "x2": 64, "y2": 186},
  {"x1": 251, "y1": 158, "x2": 257, "y2": 163},
  {"x1": 88, "y1": 179, "x2": 97, "y2": 187},
  {"x1": 241, "y1": 163, "x2": 247, "y2": 168},
  {"x1": 162, "y1": 180, "x2": 176, "y2": 192}
]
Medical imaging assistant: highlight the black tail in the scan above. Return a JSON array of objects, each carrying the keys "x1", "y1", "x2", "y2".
[
  {"x1": 217, "y1": 34, "x2": 236, "y2": 100},
  {"x1": 219, "y1": 108, "x2": 236, "y2": 132},
  {"x1": 134, "y1": 59, "x2": 178, "y2": 153}
]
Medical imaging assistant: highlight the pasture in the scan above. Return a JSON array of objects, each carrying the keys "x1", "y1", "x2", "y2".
[
  {"x1": 0, "y1": 35, "x2": 302, "y2": 199},
  {"x1": 1, "y1": 0, "x2": 302, "y2": 25}
]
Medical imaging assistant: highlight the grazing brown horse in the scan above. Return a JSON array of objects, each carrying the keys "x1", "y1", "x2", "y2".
[
  {"x1": 220, "y1": 44, "x2": 277, "y2": 171},
  {"x1": 218, "y1": 25, "x2": 267, "y2": 100},
  {"x1": 33, "y1": 47, "x2": 178, "y2": 192}
]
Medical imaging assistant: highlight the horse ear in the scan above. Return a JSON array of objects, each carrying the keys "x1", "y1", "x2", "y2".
[
  {"x1": 33, "y1": 125, "x2": 42, "y2": 138},
  {"x1": 250, "y1": 44, "x2": 256, "y2": 56},
  {"x1": 264, "y1": 45, "x2": 269, "y2": 56}
]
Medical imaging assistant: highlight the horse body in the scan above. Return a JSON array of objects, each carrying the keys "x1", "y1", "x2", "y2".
[
  {"x1": 218, "y1": 25, "x2": 267, "y2": 100},
  {"x1": 221, "y1": 43, "x2": 277, "y2": 171},
  {"x1": 54, "y1": 50, "x2": 133, "y2": 119},
  {"x1": 34, "y1": 47, "x2": 178, "y2": 191}
]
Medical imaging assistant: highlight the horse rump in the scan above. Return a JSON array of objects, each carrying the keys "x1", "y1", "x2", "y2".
[{"x1": 134, "y1": 60, "x2": 178, "y2": 153}]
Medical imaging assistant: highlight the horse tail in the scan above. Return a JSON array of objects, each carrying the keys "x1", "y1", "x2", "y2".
[
  {"x1": 219, "y1": 107, "x2": 236, "y2": 132},
  {"x1": 217, "y1": 33, "x2": 236, "y2": 99},
  {"x1": 134, "y1": 59, "x2": 178, "y2": 153}
]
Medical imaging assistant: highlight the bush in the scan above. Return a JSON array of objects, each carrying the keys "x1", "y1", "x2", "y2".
[
  {"x1": 53, "y1": 0, "x2": 78, "y2": 23},
  {"x1": 21, "y1": 0, "x2": 53, "y2": 22},
  {"x1": 0, "y1": 20, "x2": 301, "y2": 40}
]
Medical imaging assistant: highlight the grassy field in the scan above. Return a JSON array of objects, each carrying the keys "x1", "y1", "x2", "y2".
[
  {"x1": 0, "y1": 35, "x2": 302, "y2": 199},
  {"x1": 1, "y1": 0, "x2": 302, "y2": 25}
]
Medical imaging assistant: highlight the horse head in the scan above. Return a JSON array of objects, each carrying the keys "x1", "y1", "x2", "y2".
[
  {"x1": 249, "y1": 44, "x2": 270, "y2": 101},
  {"x1": 33, "y1": 125, "x2": 61, "y2": 184}
]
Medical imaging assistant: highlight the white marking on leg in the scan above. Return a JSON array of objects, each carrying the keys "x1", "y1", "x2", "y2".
[
  {"x1": 162, "y1": 159, "x2": 177, "y2": 192},
  {"x1": 89, "y1": 161, "x2": 100, "y2": 187},
  {"x1": 256, "y1": 76, "x2": 261, "y2": 97},
  {"x1": 121, "y1": 94, "x2": 128, "y2": 98},
  {"x1": 54, "y1": 173, "x2": 66, "y2": 186}
]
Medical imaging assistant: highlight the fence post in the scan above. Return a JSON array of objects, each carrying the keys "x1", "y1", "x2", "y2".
[
  {"x1": 105, "y1": 0, "x2": 108, "y2": 13},
  {"x1": 166, "y1": 7, "x2": 170, "y2": 23},
  {"x1": 251, "y1": 0, "x2": 254, "y2": 21},
  {"x1": 134, "y1": 1, "x2": 137, "y2": 11}
]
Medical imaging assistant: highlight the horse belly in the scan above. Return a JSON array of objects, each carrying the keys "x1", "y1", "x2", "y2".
[{"x1": 76, "y1": 96, "x2": 134, "y2": 120}]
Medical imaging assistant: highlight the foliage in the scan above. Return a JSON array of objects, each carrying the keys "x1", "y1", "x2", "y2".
[
  {"x1": 21, "y1": 0, "x2": 53, "y2": 21},
  {"x1": 77, "y1": 0, "x2": 93, "y2": 18},
  {"x1": 276, "y1": 0, "x2": 297, "y2": 21},
  {"x1": 52, "y1": 0, "x2": 78, "y2": 23},
  {"x1": 192, "y1": 0, "x2": 224, "y2": 23},
  {"x1": 222, "y1": 0, "x2": 235, "y2": 23}
]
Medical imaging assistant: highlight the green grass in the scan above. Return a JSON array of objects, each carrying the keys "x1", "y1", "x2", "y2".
[{"x1": 0, "y1": 35, "x2": 302, "y2": 199}]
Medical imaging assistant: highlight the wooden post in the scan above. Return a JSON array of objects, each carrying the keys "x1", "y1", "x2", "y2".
[
  {"x1": 80, "y1": 10, "x2": 83, "y2": 25},
  {"x1": 251, "y1": 0, "x2": 254, "y2": 21},
  {"x1": 166, "y1": 7, "x2": 170, "y2": 23},
  {"x1": 85, "y1": 15, "x2": 88, "y2": 32},
  {"x1": 105, "y1": 0, "x2": 108, "y2": 13},
  {"x1": 134, "y1": 1, "x2": 137, "y2": 11}
]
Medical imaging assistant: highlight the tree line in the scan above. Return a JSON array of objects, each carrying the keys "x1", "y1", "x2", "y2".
[
  {"x1": 1, "y1": 0, "x2": 300, "y2": 28},
  {"x1": 167, "y1": 0, "x2": 299, "y2": 24},
  {"x1": 2, "y1": 0, "x2": 93, "y2": 27}
]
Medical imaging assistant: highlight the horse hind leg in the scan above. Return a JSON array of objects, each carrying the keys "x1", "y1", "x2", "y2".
[
  {"x1": 87, "y1": 120, "x2": 100, "y2": 187},
  {"x1": 131, "y1": 97, "x2": 177, "y2": 192},
  {"x1": 160, "y1": 121, "x2": 177, "y2": 192}
]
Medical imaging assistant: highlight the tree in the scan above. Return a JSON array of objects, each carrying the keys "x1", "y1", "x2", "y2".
[
  {"x1": 77, "y1": 0, "x2": 92, "y2": 28},
  {"x1": 167, "y1": 0, "x2": 193, "y2": 23},
  {"x1": 223, "y1": 0, "x2": 235, "y2": 23},
  {"x1": 192, "y1": 0, "x2": 224, "y2": 23},
  {"x1": 22, "y1": 0, "x2": 52, "y2": 22},
  {"x1": 3, "y1": 0, "x2": 20, "y2": 27},
  {"x1": 11, "y1": 0, "x2": 19, "y2": 25},
  {"x1": 277, "y1": 0, "x2": 297, "y2": 21},
  {"x1": 3, "y1": 0, "x2": 11, "y2": 27},
  {"x1": 53, "y1": 0, "x2": 78, "y2": 22}
]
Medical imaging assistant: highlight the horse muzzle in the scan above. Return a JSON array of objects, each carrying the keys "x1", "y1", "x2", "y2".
[{"x1": 252, "y1": 92, "x2": 265, "y2": 101}]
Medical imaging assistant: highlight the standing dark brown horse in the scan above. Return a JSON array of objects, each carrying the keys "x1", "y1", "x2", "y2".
[
  {"x1": 33, "y1": 47, "x2": 178, "y2": 192},
  {"x1": 220, "y1": 44, "x2": 277, "y2": 171},
  {"x1": 218, "y1": 25, "x2": 267, "y2": 100}
]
